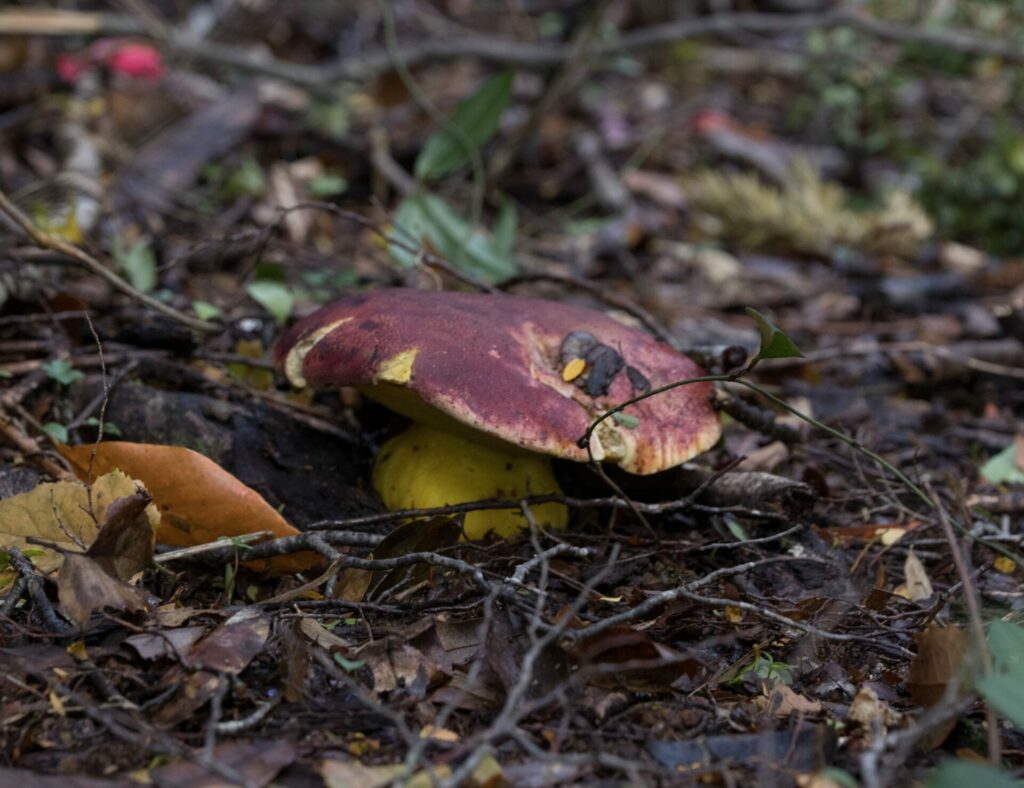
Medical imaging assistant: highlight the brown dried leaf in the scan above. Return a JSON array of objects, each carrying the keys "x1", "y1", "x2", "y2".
[
  {"x1": 355, "y1": 636, "x2": 442, "y2": 695},
  {"x1": 184, "y1": 607, "x2": 270, "y2": 673},
  {"x1": 149, "y1": 739, "x2": 296, "y2": 787},
  {"x1": 763, "y1": 683, "x2": 823, "y2": 718},
  {"x1": 569, "y1": 625, "x2": 700, "y2": 690},
  {"x1": 85, "y1": 491, "x2": 154, "y2": 580},
  {"x1": 57, "y1": 551, "x2": 151, "y2": 628},
  {"x1": 299, "y1": 616, "x2": 353, "y2": 653},
  {"x1": 0, "y1": 470, "x2": 157, "y2": 582},
  {"x1": 60, "y1": 441, "x2": 316, "y2": 573},
  {"x1": 124, "y1": 626, "x2": 206, "y2": 661}
]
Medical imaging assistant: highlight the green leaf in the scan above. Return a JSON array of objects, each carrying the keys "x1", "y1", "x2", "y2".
[
  {"x1": 976, "y1": 672, "x2": 1024, "y2": 730},
  {"x1": 309, "y1": 171, "x2": 349, "y2": 197},
  {"x1": 246, "y1": 281, "x2": 294, "y2": 326},
  {"x1": 414, "y1": 73, "x2": 513, "y2": 180},
  {"x1": 41, "y1": 422, "x2": 69, "y2": 443},
  {"x1": 927, "y1": 760, "x2": 1023, "y2": 788},
  {"x1": 724, "y1": 514, "x2": 750, "y2": 542},
  {"x1": 988, "y1": 621, "x2": 1024, "y2": 672},
  {"x1": 333, "y1": 654, "x2": 366, "y2": 672},
  {"x1": 492, "y1": 198, "x2": 517, "y2": 258},
  {"x1": 84, "y1": 417, "x2": 122, "y2": 436},
  {"x1": 224, "y1": 156, "x2": 265, "y2": 199},
  {"x1": 814, "y1": 770, "x2": 858, "y2": 788},
  {"x1": 746, "y1": 307, "x2": 804, "y2": 362},
  {"x1": 976, "y1": 621, "x2": 1024, "y2": 730},
  {"x1": 612, "y1": 412, "x2": 639, "y2": 429},
  {"x1": 42, "y1": 358, "x2": 83, "y2": 386},
  {"x1": 390, "y1": 193, "x2": 518, "y2": 282},
  {"x1": 112, "y1": 236, "x2": 157, "y2": 294},
  {"x1": 980, "y1": 443, "x2": 1024, "y2": 485},
  {"x1": 192, "y1": 300, "x2": 222, "y2": 321}
]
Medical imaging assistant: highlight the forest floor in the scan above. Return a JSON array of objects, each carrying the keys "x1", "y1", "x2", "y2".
[{"x1": 1, "y1": 2, "x2": 1023, "y2": 786}]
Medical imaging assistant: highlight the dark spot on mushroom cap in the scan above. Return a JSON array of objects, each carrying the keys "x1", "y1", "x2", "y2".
[
  {"x1": 560, "y1": 331, "x2": 597, "y2": 365},
  {"x1": 360, "y1": 319, "x2": 381, "y2": 331},
  {"x1": 626, "y1": 365, "x2": 651, "y2": 394},
  {"x1": 584, "y1": 344, "x2": 624, "y2": 397}
]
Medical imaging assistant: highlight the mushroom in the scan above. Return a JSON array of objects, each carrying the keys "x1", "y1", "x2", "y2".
[{"x1": 275, "y1": 289, "x2": 720, "y2": 539}]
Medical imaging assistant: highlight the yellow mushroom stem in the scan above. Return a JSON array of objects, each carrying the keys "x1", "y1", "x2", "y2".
[{"x1": 371, "y1": 422, "x2": 568, "y2": 540}]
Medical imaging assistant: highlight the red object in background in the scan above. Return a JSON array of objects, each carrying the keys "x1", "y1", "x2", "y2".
[{"x1": 57, "y1": 39, "x2": 165, "y2": 83}]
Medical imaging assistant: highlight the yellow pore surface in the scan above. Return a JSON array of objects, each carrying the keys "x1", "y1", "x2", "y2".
[{"x1": 372, "y1": 422, "x2": 568, "y2": 539}]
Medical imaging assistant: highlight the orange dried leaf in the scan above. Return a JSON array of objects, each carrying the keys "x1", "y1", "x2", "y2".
[{"x1": 59, "y1": 442, "x2": 317, "y2": 573}]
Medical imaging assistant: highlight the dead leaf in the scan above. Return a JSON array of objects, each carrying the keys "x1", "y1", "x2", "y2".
[
  {"x1": 366, "y1": 517, "x2": 462, "y2": 602},
  {"x1": 185, "y1": 607, "x2": 270, "y2": 673},
  {"x1": 900, "y1": 548, "x2": 933, "y2": 601},
  {"x1": 55, "y1": 490, "x2": 160, "y2": 628},
  {"x1": 763, "y1": 683, "x2": 823, "y2": 718},
  {"x1": 60, "y1": 441, "x2": 317, "y2": 573},
  {"x1": 355, "y1": 636, "x2": 442, "y2": 695},
  {"x1": 299, "y1": 616, "x2": 353, "y2": 653},
  {"x1": 320, "y1": 761, "x2": 408, "y2": 788},
  {"x1": 148, "y1": 739, "x2": 296, "y2": 787},
  {"x1": 154, "y1": 670, "x2": 221, "y2": 727},
  {"x1": 738, "y1": 440, "x2": 789, "y2": 473},
  {"x1": 85, "y1": 491, "x2": 154, "y2": 581},
  {"x1": 0, "y1": 470, "x2": 158, "y2": 582},
  {"x1": 569, "y1": 624, "x2": 700, "y2": 690},
  {"x1": 847, "y1": 686, "x2": 901, "y2": 737},
  {"x1": 419, "y1": 724, "x2": 459, "y2": 742},
  {"x1": 57, "y1": 552, "x2": 151, "y2": 628},
  {"x1": 124, "y1": 626, "x2": 206, "y2": 660}
]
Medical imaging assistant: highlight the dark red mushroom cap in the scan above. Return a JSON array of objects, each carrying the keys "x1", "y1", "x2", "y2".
[{"x1": 275, "y1": 289, "x2": 720, "y2": 474}]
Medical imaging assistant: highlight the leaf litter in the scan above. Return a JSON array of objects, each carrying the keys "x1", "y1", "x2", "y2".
[{"x1": 1, "y1": 3, "x2": 1024, "y2": 786}]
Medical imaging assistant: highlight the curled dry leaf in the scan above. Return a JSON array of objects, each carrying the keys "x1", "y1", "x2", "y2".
[
  {"x1": 57, "y1": 552, "x2": 151, "y2": 628},
  {"x1": 0, "y1": 470, "x2": 158, "y2": 583},
  {"x1": 60, "y1": 441, "x2": 317, "y2": 573},
  {"x1": 57, "y1": 490, "x2": 158, "y2": 628}
]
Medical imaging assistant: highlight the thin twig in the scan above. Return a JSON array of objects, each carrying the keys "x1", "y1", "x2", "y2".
[
  {"x1": 926, "y1": 481, "x2": 1001, "y2": 765},
  {"x1": 0, "y1": 187, "x2": 219, "y2": 334}
]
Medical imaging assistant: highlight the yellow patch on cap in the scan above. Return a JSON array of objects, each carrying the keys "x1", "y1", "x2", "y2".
[
  {"x1": 283, "y1": 317, "x2": 353, "y2": 388},
  {"x1": 375, "y1": 348, "x2": 419, "y2": 384},
  {"x1": 562, "y1": 357, "x2": 586, "y2": 382}
]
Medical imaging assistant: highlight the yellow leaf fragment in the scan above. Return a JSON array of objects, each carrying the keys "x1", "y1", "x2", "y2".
[
  {"x1": 0, "y1": 470, "x2": 158, "y2": 584},
  {"x1": 995, "y1": 556, "x2": 1017, "y2": 574},
  {"x1": 48, "y1": 689, "x2": 66, "y2": 717},
  {"x1": 562, "y1": 357, "x2": 586, "y2": 382},
  {"x1": 419, "y1": 725, "x2": 459, "y2": 742}
]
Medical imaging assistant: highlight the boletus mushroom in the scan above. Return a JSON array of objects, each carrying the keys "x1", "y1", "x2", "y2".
[{"x1": 275, "y1": 289, "x2": 720, "y2": 539}]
